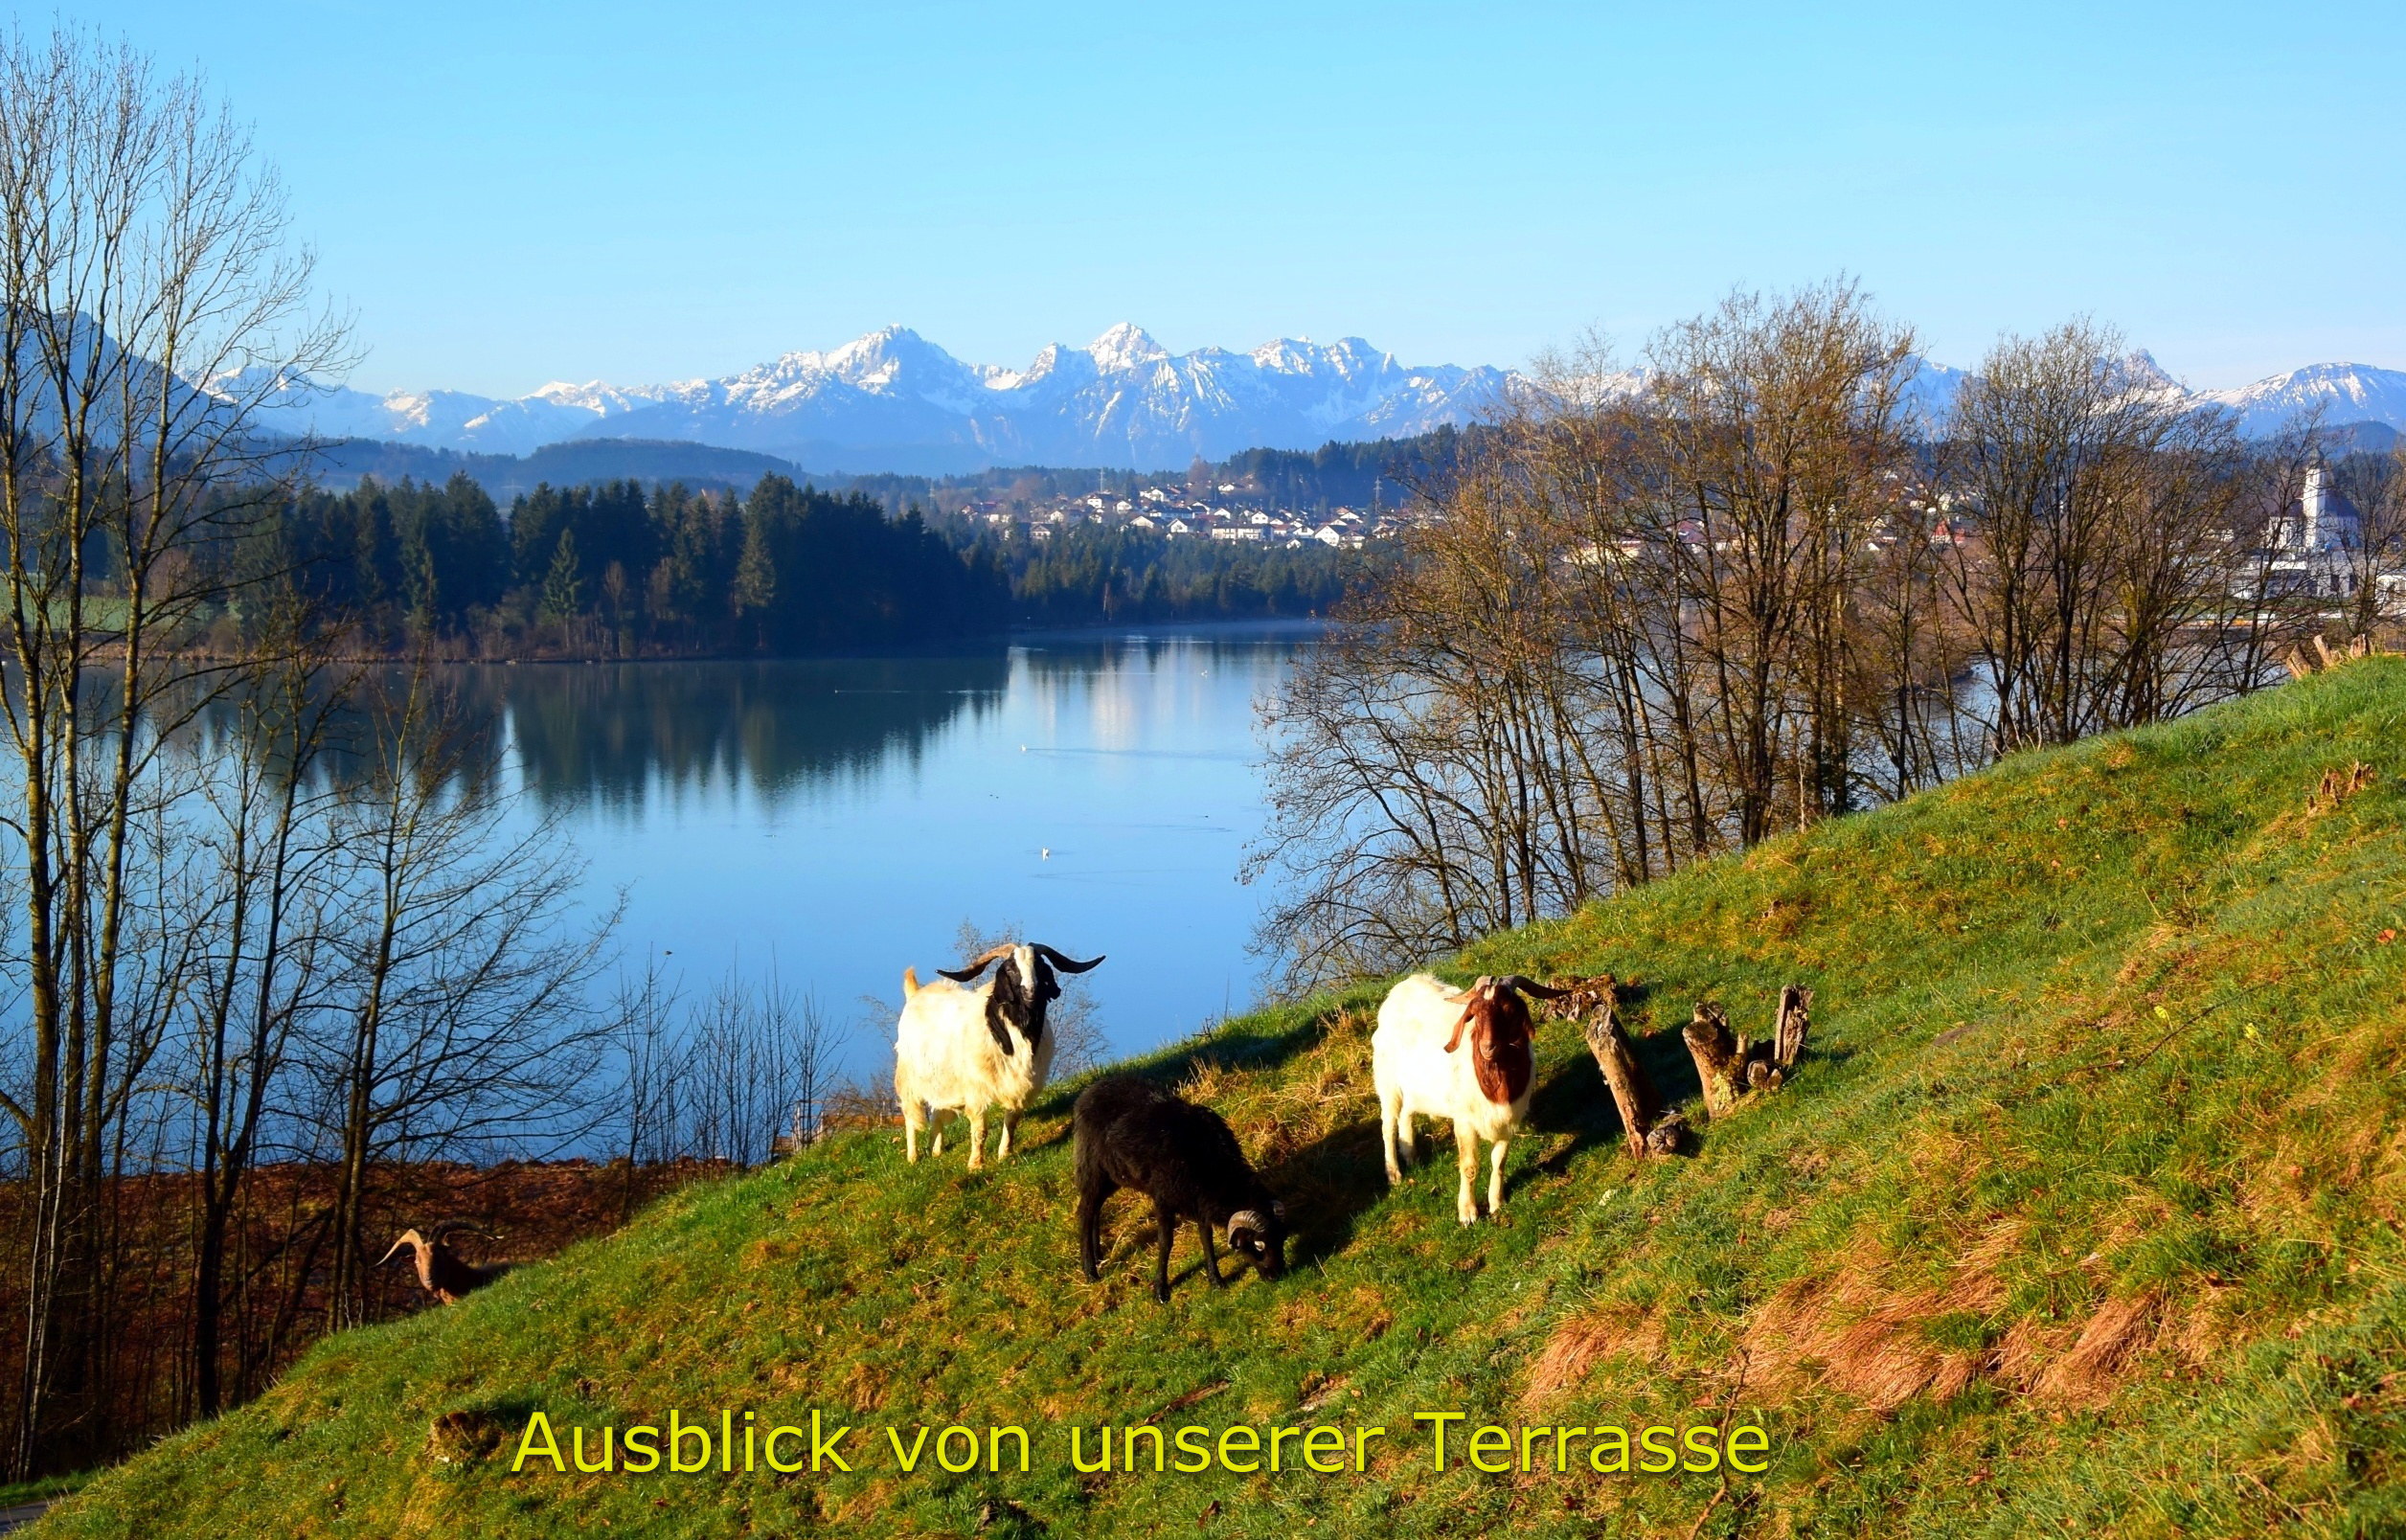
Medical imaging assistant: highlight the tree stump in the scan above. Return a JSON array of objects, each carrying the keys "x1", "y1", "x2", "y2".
[
  {"x1": 1686, "y1": 986, "x2": 1814, "y2": 1121},
  {"x1": 1773, "y1": 985, "x2": 1812, "y2": 1071},
  {"x1": 1683, "y1": 1003, "x2": 1744, "y2": 1119},
  {"x1": 1558, "y1": 974, "x2": 1680, "y2": 1158}
]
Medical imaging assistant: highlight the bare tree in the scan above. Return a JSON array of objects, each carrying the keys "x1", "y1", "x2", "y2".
[
  {"x1": 604, "y1": 954, "x2": 684, "y2": 1212},
  {"x1": 1940, "y1": 323, "x2": 2252, "y2": 753},
  {"x1": 307, "y1": 670, "x2": 613, "y2": 1325},
  {"x1": 2335, "y1": 439, "x2": 2406, "y2": 641},
  {"x1": 1251, "y1": 289, "x2": 2299, "y2": 996},
  {"x1": 178, "y1": 629, "x2": 351, "y2": 1415},
  {"x1": 0, "y1": 27, "x2": 347, "y2": 1473}
]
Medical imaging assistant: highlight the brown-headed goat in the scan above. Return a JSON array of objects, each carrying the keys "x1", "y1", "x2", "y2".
[{"x1": 1373, "y1": 973, "x2": 1565, "y2": 1224}]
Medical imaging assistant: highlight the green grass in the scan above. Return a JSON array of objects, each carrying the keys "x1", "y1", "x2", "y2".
[
  {"x1": 0, "y1": 1473, "x2": 90, "y2": 1512},
  {"x1": 40, "y1": 662, "x2": 2406, "y2": 1538}
]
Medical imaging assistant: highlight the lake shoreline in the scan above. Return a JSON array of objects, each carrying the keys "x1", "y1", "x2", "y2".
[{"x1": 305, "y1": 615, "x2": 1339, "y2": 668}]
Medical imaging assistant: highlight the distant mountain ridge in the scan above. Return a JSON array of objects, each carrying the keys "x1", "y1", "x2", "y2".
[
  {"x1": 251, "y1": 325, "x2": 1513, "y2": 474},
  {"x1": 245, "y1": 328, "x2": 2406, "y2": 475}
]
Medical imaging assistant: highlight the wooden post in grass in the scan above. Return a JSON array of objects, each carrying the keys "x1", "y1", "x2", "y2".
[
  {"x1": 1557, "y1": 975, "x2": 1680, "y2": 1157},
  {"x1": 1772, "y1": 985, "x2": 1813, "y2": 1072},
  {"x1": 1684, "y1": 1003, "x2": 1743, "y2": 1118}
]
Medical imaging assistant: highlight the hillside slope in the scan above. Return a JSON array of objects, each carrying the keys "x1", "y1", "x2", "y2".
[{"x1": 41, "y1": 663, "x2": 2406, "y2": 1538}]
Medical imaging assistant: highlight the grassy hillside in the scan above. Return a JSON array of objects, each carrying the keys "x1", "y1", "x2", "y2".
[{"x1": 41, "y1": 662, "x2": 2406, "y2": 1539}]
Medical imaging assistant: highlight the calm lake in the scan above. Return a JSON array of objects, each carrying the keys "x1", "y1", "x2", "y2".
[{"x1": 463, "y1": 623, "x2": 1319, "y2": 1089}]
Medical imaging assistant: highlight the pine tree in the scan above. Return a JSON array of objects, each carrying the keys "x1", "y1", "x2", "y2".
[
  {"x1": 733, "y1": 507, "x2": 776, "y2": 616},
  {"x1": 539, "y1": 527, "x2": 583, "y2": 623},
  {"x1": 401, "y1": 522, "x2": 439, "y2": 633}
]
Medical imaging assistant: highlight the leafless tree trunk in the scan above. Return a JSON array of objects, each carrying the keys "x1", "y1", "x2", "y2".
[
  {"x1": 181, "y1": 630, "x2": 349, "y2": 1416},
  {"x1": 1941, "y1": 324, "x2": 2256, "y2": 754},
  {"x1": 311, "y1": 669, "x2": 613, "y2": 1326},
  {"x1": 0, "y1": 28, "x2": 346, "y2": 1473}
]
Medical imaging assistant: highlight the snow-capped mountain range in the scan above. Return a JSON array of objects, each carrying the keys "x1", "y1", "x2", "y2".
[
  {"x1": 251, "y1": 325, "x2": 1513, "y2": 473},
  {"x1": 247, "y1": 327, "x2": 2406, "y2": 473},
  {"x1": 2193, "y1": 362, "x2": 2406, "y2": 438}
]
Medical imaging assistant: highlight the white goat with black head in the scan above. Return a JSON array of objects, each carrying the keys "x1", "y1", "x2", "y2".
[
  {"x1": 1373, "y1": 972, "x2": 1566, "y2": 1225},
  {"x1": 895, "y1": 941, "x2": 1103, "y2": 1167}
]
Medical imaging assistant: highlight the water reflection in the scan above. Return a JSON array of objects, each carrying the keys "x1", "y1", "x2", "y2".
[
  {"x1": 453, "y1": 653, "x2": 1013, "y2": 815},
  {"x1": 467, "y1": 624, "x2": 1320, "y2": 1074}
]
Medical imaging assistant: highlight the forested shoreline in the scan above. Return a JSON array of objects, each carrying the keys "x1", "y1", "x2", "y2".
[{"x1": 261, "y1": 471, "x2": 1357, "y2": 658}]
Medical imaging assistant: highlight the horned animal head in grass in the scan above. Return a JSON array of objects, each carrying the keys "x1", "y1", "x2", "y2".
[{"x1": 1441, "y1": 975, "x2": 1569, "y2": 1104}]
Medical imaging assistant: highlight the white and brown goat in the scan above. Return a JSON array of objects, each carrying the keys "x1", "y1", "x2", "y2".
[
  {"x1": 896, "y1": 941, "x2": 1102, "y2": 1167},
  {"x1": 1373, "y1": 973, "x2": 1566, "y2": 1224}
]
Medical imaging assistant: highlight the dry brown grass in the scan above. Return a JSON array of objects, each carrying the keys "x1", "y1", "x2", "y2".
[
  {"x1": 1719, "y1": 1212, "x2": 2166, "y2": 1415},
  {"x1": 2032, "y1": 1290, "x2": 2162, "y2": 1404},
  {"x1": 1520, "y1": 1308, "x2": 1665, "y2": 1410}
]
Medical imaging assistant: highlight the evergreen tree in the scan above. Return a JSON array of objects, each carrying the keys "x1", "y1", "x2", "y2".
[
  {"x1": 539, "y1": 527, "x2": 583, "y2": 623},
  {"x1": 733, "y1": 503, "x2": 777, "y2": 616}
]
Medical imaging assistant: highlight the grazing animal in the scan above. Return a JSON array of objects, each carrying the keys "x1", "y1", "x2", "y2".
[
  {"x1": 896, "y1": 940, "x2": 1102, "y2": 1167},
  {"x1": 1373, "y1": 973, "x2": 1567, "y2": 1224},
  {"x1": 1073, "y1": 1075, "x2": 1287, "y2": 1303},
  {"x1": 376, "y1": 1225, "x2": 508, "y2": 1304}
]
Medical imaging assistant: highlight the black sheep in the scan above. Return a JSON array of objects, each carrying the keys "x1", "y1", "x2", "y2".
[{"x1": 1073, "y1": 1075, "x2": 1288, "y2": 1303}]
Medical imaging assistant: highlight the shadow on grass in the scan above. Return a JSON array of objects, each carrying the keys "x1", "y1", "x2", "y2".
[
  {"x1": 1260, "y1": 1116, "x2": 1391, "y2": 1268},
  {"x1": 1027, "y1": 1002, "x2": 1347, "y2": 1121}
]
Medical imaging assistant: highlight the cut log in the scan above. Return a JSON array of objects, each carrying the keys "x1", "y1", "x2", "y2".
[
  {"x1": 1772, "y1": 985, "x2": 1813, "y2": 1070},
  {"x1": 1569, "y1": 976, "x2": 1671, "y2": 1158},
  {"x1": 2314, "y1": 634, "x2": 2338, "y2": 670},
  {"x1": 1683, "y1": 1003, "x2": 1743, "y2": 1120}
]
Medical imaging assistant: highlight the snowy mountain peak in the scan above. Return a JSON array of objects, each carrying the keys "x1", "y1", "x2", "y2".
[
  {"x1": 2197, "y1": 362, "x2": 2406, "y2": 437},
  {"x1": 1086, "y1": 324, "x2": 1169, "y2": 373},
  {"x1": 2120, "y1": 349, "x2": 2178, "y2": 390}
]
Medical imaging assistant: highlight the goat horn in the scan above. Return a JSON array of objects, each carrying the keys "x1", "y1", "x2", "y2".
[
  {"x1": 1032, "y1": 944, "x2": 1104, "y2": 974},
  {"x1": 1496, "y1": 974, "x2": 1570, "y2": 1000},
  {"x1": 375, "y1": 1232, "x2": 418, "y2": 1268},
  {"x1": 1227, "y1": 1209, "x2": 1268, "y2": 1235},
  {"x1": 937, "y1": 944, "x2": 1015, "y2": 983},
  {"x1": 1442, "y1": 974, "x2": 1495, "y2": 1005}
]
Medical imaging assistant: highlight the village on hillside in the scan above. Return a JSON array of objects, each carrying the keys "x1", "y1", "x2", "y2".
[{"x1": 934, "y1": 478, "x2": 1409, "y2": 550}]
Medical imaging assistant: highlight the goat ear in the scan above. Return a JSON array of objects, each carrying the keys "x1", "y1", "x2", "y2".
[{"x1": 1442, "y1": 1001, "x2": 1478, "y2": 1053}]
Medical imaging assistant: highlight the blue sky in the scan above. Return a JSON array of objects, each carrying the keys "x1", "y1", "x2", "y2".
[{"x1": 77, "y1": 1, "x2": 2406, "y2": 396}]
